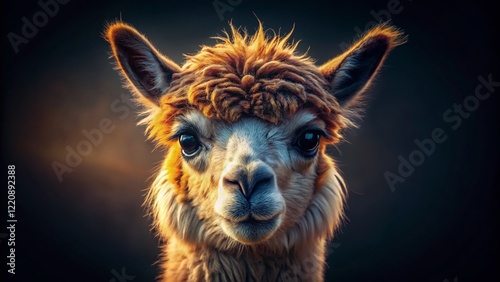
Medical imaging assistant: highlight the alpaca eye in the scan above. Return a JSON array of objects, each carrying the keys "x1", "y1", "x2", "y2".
[
  {"x1": 179, "y1": 134, "x2": 200, "y2": 157},
  {"x1": 296, "y1": 131, "x2": 321, "y2": 156}
]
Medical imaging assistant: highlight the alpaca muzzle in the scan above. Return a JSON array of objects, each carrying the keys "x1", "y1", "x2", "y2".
[{"x1": 215, "y1": 159, "x2": 285, "y2": 244}]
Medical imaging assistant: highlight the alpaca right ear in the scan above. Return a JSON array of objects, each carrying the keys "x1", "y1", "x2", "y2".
[
  {"x1": 319, "y1": 25, "x2": 405, "y2": 109},
  {"x1": 106, "y1": 22, "x2": 181, "y2": 108}
]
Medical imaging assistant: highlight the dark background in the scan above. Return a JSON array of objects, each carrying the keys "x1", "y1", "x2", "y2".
[{"x1": 1, "y1": 0, "x2": 499, "y2": 281}]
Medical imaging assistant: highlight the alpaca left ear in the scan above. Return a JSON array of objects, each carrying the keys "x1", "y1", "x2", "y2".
[
  {"x1": 106, "y1": 22, "x2": 181, "y2": 108},
  {"x1": 319, "y1": 25, "x2": 405, "y2": 108}
]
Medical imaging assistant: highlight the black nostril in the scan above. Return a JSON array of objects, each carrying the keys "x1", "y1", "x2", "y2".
[
  {"x1": 223, "y1": 178, "x2": 240, "y2": 188},
  {"x1": 246, "y1": 169, "x2": 274, "y2": 197},
  {"x1": 252, "y1": 175, "x2": 273, "y2": 190},
  {"x1": 223, "y1": 176, "x2": 250, "y2": 197}
]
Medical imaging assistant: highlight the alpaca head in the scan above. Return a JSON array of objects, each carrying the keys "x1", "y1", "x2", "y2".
[{"x1": 106, "y1": 22, "x2": 403, "y2": 250}]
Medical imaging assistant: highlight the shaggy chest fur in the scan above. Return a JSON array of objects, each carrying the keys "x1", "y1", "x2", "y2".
[
  {"x1": 149, "y1": 166, "x2": 341, "y2": 281},
  {"x1": 162, "y1": 236, "x2": 326, "y2": 282}
]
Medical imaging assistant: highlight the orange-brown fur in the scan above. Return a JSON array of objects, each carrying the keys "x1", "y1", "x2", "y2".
[{"x1": 146, "y1": 24, "x2": 346, "y2": 144}]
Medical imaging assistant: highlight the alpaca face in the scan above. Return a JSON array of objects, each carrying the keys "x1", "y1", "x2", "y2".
[
  {"x1": 106, "y1": 22, "x2": 403, "y2": 252},
  {"x1": 172, "y1": 108, "x2": 326, "y2": 244}
]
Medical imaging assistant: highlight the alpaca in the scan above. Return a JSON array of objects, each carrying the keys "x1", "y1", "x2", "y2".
[{"x1": 106, "y1": 21, "x2": 403, "y2": 281}]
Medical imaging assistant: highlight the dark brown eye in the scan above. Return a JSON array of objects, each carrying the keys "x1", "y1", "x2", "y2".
[
  {"x1": 179, "y1": 134, "x2": 200, "y2": 157},
  {"x1": 296, "y1": 131, "x2": 321, "y2": 156}
]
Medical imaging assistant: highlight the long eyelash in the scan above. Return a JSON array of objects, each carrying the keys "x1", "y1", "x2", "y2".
[{"x1": 168, "y1": 125, "x2": 198, "y2": 141}]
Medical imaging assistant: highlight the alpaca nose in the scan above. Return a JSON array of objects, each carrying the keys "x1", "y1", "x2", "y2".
[{"x1": 222, "y1": 163, "x2": 275, "y2": 198}]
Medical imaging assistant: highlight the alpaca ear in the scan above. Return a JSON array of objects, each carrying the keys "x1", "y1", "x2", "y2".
[
  {"x1": 106, "y1": 22, "x2": 181, "y2": 108},
  {"x1": 319, "y1": 25, "x2": 405, "y2": 108}
]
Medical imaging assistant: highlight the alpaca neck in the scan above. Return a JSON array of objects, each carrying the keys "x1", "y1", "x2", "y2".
[{"x1": 162, "y1": 235, "x2": 326, "y2": 282}]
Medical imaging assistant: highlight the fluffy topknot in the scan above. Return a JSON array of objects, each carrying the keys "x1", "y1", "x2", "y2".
[{"x1": 148, "y1": 23, "x2": 345, "y2": 145}]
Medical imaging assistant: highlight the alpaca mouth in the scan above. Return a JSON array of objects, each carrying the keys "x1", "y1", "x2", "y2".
[
  {"x1": 234, "y1": 215, "x2": 280, "y2": 230},
  {"x1": 220, "y1": 214, "x2": 281, "y2": 244},
  {"x1": 223, "y1": 214, "x2": 279, "y2": 225}
]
